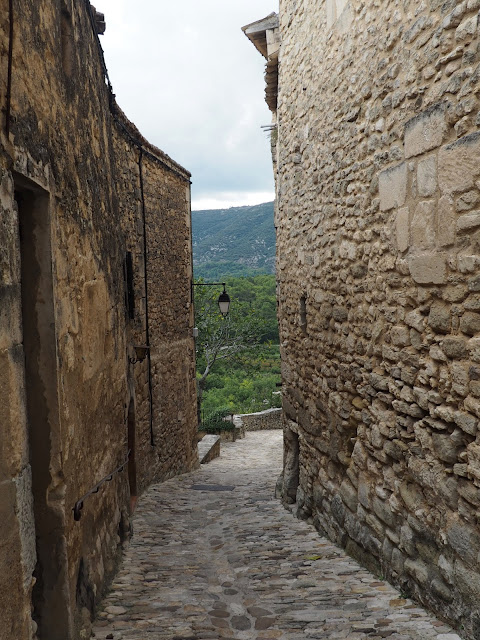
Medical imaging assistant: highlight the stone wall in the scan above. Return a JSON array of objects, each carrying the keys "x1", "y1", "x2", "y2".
[
  {"x1": 235, "y1": 408, "x2": 283, "y2": 430},
  {"x1": 247, "y1": 0, "x2": 480, "y2": 637},
  {"x1": 0, "y1": 2, "x2": 197, "y2": 639}
]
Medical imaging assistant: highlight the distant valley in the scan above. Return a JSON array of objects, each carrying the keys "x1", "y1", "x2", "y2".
[{"x1": 192, "y1": 201, "x2": 275, "y2": 279}]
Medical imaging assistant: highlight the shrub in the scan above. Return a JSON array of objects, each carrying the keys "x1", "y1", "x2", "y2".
[{"x1": 201, "y1": 407, "x2": 235, "y2": 433}]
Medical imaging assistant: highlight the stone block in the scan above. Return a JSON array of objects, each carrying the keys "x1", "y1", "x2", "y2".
[
  {"x1": 82, "y1": 279, "x2": 108, "y2": 381},
  {"x1": 454, "y1": 560, "x2": 480, "y2": 604},
  {"x1": 379, "y1": 163, "x2": 407, "y2": 211},
  {"x1": 455, "y1": 14, "x2": 478, "y2": 41},
  {"x1": 391, "y1": 326, "x2": 410, "y2": 347},
  {"x1": 326, "y1": 0, "x2": 336, "y2": 28},
  {"x1": 405, "y1": 309, "x2": 424, "y2": 332},
  {"x1": 431, "y1": 580, "x2": 453, "y2": 602},
  {"x1": 408, "y1": 253, "x2": 447, "y2": 284},
  {"x1": 439, "y1": 131, "x2": 480, "y2": 194},
  {"x1": 365, "y1": 512, "x2": 385, "y2": 538},
  {"x1": 458, "y1": 255, "x2": 477, "y2": 273},
  {"x1": 411, "y1": 201, "x2": 436, "y2": 249},
  {"x1": 404, "y1": 103, "x2": 446, "y2": 158},
  {"x1": 396, "y1": 206, "x2": 409, "y2": 252},
  {"x1": 428, "y1": 301, "x2": 451, "y2": 334},
  {"x1": 0, "y1": 285, "x2": 23, "y2": 352},
  {"x1": 461, "y1": 311, "x2": 480, "y2": 336},
  {"x1": 457, "y1": 211, "x2": 480, "y2": 232},
  {"x1": 357, "y1": 475, "x2": 371, "y2": 509},
  {"x1": 0, "y1": 347, "x2": 28, "y2": 481},
  {"x1": 469, "y1": 338, "x2": 480, "y2": 363},
  {"x1": 441, "y1": 336, "x2": 467, "y2": 359},
  {"x1": 437, "y1": 195, "x2": 456, "y2": 247},
  {"x1": 282, "y1": 396, "x2": 296, "y2": 421},
  {"x1": 456, "y1": 190, "x2": 479, "y2": 211},
  {"x1": 447, "y1": 521, "x2": 480, "y2": 565},
  {"x1": 384, "y1": 439, "x2": 408, "y2": 461},
  {"x1": 0, "y1": 478, "x2": 26, "y2": 638},
  {"x1": 391, "y1": 548, "x2": 405, "y2": 573},
  {"x1": 404, "y1": 557, "x2": 429, "y2": 586},
  {"x1": 339, "y1": 479, "x2": 358, "y2": 513},
  {"x1": 465, "y1": 395, "x2": 480, "y2": 419},
  {"x1": 330, "y1": 494, "x2": 346, "y2": 525},
  {"x1": 417, "y1": 155, "x2": 437, "y2": 197},
  {"x1": 432, "y1": 429, "x2": 464, "y2": 464},
  {"x1": 372, "y1": 496, "x2": 396, "y2": 528}
]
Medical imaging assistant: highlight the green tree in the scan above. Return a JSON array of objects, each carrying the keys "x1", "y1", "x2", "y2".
[{"x1": 194, "y1": 280, "x2": 267, "y2": 417}]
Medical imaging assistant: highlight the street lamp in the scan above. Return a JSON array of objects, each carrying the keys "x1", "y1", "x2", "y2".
[{"x1": 192, "y1": 282, "x2": 231, "y2": 317}]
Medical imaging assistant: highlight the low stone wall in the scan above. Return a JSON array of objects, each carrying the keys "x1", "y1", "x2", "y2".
[
  {"x1": 198, "y1": 435, "x2": 221, "y2": 464},
  {"x1": 234, "y1": 408, "x2": 283, "y2": 431}
]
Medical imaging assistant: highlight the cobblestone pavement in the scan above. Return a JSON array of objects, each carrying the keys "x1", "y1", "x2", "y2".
[{"x1": 92, "y1": 430, "x2": 463, "y2": 640}]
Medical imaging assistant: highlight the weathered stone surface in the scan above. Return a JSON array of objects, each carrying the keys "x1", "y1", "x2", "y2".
[
  {"x1": 439, "y1": 131, "x2": 480, "y2": 194},
  {"x1": 432, "y1": 429, "x2": 463, "y2": 464},
  {"x1": 457, "y1": 211, "x2": 480, "y2": 232},
  {"x1": 379, "y1": 163, "x2": 407, "y2": 211},
  {"x1": 461, "y1": 312, "x2": 480, "y2": 336},
  {"x1": 437, "y1": 195, "x2": 456, "y2": 247},
  {"x1": 428, "y1": 301, "x2": 451, "y2": 334},
  {"x1": 405, "y1": 103, "x2": 446, "y2": 158},
  {"x1": 396, "y1": 207, "x2": 409, "y2": 252},
  {"x1": 235, "y1": 408, "x2": 283, "y2": 432},
  {"x1": 453, "y1": 410, "x2": 477, "y2": 435},
  {"x1": 417, "y1": 155, "x2": 437, "y2": 197},
  {"x1": 404, "y1": 557, "x2": 429, "y2": 586},
  {"x1": 441, "y1": 337, "x2": 467, "y2": 359},
  {"x1": 411, "y1": 201, "x2": 436, "y2": 249},
  {"x1": 408, "y1": 254, "x2": 447, "y2": 284}
]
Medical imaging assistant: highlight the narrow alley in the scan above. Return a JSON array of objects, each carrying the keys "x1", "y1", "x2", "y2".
[{"x1": 91, "y1": 431, "x2": 462, "y2": 640}]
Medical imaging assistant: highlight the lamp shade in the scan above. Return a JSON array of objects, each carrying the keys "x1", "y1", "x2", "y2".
[{"x1": 218, "y1": 290, "x2": 230, "y2": 316}]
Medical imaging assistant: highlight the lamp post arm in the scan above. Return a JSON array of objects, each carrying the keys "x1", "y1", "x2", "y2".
[{"x1": 192, "y1": 281, "x2": 230, "y2": 316}]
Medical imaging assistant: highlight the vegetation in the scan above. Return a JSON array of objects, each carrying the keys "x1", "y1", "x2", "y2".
[
  {"x1": 193, "y1": 261, "x2": 271, "y2": 280},
  {"x1": 194, "y1": 274, "x2": 280, "y2": 418},
  {"x1": 200, "y1": 344, "x2": 281, "y2": 416},
  {"x1": 200, "y1": 408, "x2": 235, "y2": 433},
  {"x1": 192, "y1": 202, "x2": 275, "y2": 279}
]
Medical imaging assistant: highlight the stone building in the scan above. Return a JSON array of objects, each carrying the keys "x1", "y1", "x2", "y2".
[
  {"x1": 245, "y1": 1, "x2": 480, "y2": 637},
  {"x1": 0, "y1": 1, "x2": 198, "y2": 639}
]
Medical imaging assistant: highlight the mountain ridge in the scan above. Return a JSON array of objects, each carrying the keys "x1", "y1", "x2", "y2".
[{"x1": 192, "y1": 201, "x2": 275, "y2": 279}]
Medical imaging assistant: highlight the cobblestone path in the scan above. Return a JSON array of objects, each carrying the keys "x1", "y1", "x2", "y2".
[{"x1": 92, "y1": 430, "x2": 462, "y2": 640}]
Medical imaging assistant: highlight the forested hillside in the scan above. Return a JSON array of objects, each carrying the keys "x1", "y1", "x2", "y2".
[{"x1": 192, "y1": 201, "x2": 275, "y2": 279}]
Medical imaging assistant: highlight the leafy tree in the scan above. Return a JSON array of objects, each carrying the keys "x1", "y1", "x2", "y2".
[{"x1": 194, "y1": 279, "x2": 268, "y2": 417}]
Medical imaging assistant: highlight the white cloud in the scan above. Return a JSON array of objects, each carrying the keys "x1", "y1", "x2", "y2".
[
  {"x1": 96, "y1": 0, "x2": 278, "y2": 206},
  {"x1": 192, "y1": 191, "x2": 274, "y2": 211}
]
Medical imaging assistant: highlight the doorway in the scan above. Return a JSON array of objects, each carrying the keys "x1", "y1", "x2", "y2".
[{"x1": 16, "y1": 176, "x2": 72, "y2": 639}]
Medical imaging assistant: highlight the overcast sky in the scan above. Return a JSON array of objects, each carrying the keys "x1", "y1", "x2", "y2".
[{"x1": 96, "y1": 0, "x2": 278, "y2": 210}]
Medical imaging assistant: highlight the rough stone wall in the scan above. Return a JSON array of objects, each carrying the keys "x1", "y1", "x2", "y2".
[
  {"x1": 273, "y1": 0, "x2": 480, "y2": 636},
  {"x1": 235, "y1": 408, "x2": 283, "y2": 430},
  {"x1": 0, "y1": 1, "x2": 197, "y2": 639},
  {"x1": 112, "y1": 114, "x2": 198, "y2": 493}
]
